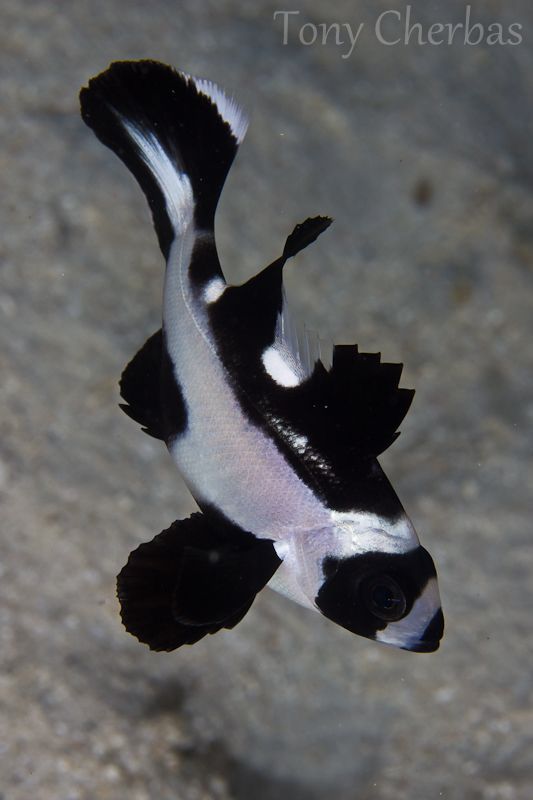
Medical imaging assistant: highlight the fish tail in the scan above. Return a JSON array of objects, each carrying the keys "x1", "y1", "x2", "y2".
[{"x1": 80, "y1": 60, "x2": 248, "y2": 259}]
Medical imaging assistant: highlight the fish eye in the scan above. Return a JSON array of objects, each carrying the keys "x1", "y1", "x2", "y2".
[{"x1": 360, "y1": 574, "x2": 407, "y2": 622}]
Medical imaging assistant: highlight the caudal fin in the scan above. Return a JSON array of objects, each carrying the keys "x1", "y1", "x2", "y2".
[{"x1": 80, "y1": 60, "x2": 248, "y2": 258}]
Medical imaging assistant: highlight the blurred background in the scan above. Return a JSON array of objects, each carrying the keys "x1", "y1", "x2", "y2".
[{"x1": 1, "y1": 1, "x2": 532, "y2": 798}]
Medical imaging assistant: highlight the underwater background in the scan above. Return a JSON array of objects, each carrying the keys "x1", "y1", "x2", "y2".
[{"x1": 1, "y1": 1, "x2": 532, "y2": 798}]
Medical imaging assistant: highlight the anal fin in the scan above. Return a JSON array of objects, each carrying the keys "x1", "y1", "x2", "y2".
[
  {"x1": 116, "y1": 513, "x2": 282, "y2": 651},
  {"x1": 119, "y1": 329, "x2": 164, "y2": 439}
]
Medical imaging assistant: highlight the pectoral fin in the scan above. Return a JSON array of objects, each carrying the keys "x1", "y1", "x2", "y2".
[{"x1": 116, "y1": 513, "x2": 281, "y2": 651}]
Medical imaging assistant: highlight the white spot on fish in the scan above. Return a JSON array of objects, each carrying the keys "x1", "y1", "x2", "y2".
[
  {"x1": 203, "y1": 277, "x2": 226, "y2": 304},
  {"x1": 262, "y1": 345, "x2": 302, "y2": 387},
  {"x1": 289, "y1": 432, "x2": 308, "y2": 454}
]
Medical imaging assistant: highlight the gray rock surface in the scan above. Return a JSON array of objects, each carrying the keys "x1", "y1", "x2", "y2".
[{"x1": 1, "y1": 1, "x2": 532, "y2": 798}]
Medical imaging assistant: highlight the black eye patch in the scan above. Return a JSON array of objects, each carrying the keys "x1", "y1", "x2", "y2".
[{"x1": 315, "y1": 547, "x2": 437, "y2": 638}]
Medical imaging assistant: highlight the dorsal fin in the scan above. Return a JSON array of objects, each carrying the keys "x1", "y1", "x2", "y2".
[
  {"x1": 249, "y1": 344, "x2": 415, "y2": 511},
  {"x1": 206, "y1": 216, "x2": 413, "y2": 503},
  {"x1": 257, "y1": 344, "x2": 414, "y2": 465},
  {"x1": 207, "y1": 216, "x2": 333, "y2": 366},
  {"x1": 326, "y1": 344, "x2": 414, "y2": 457},
  {"x1": 283, "y1": 216, "x2": 332, "y2": 259}
]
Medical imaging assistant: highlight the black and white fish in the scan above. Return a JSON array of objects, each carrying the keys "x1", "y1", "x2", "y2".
[{"x1": 80, "y1": 60, "x2": 444, "y2": 653}]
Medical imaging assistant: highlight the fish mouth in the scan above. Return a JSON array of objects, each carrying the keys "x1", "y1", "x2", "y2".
[
  {"x1": 401, "y1": 608, "x2": 444, "y2": 653},
  {"x1": 402, "y1": 638, "x2": 440, "y2": 653}
]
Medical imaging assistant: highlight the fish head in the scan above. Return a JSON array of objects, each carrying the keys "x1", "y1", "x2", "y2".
[{"x1": 314, "y1": 504, "x2": 443, "y2": 652}]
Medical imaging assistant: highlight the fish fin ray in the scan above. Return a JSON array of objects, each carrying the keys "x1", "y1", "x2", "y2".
[
  {"x1": 116, "y1": 513, "x2": 281, "y2": 651},
  {"x1": 269, "y1": 303, "x2": 323, "y2": 385}
]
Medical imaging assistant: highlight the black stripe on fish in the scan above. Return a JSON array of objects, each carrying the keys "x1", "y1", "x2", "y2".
[
  {"x1": 316, "y1": 546, "x2": 440, "y2": 646},
  {"x1": 207, "y1": 223, "x2": 414, "y2": 514},
  {"x1": 117, "y1": 512, "x2": 281, "y2": 651},
  {"x1": 188, "y1": 234, "x2": 224, "y2": 297},
  {"x1": 80, "y1": 60, "x2": 247, "y2": 268},
  {"x1": 119, "y1": 328, "x2": 188, "y2": 441}
]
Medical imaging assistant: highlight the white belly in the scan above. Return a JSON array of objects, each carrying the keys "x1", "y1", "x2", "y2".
[{"x1": 163, "y1": 235, "x2": 329, "y2": 540}]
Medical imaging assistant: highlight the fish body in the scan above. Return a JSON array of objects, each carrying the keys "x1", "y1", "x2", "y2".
[{"x1": 80, "y1": 61, "x2": 443, "y2": 653}]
